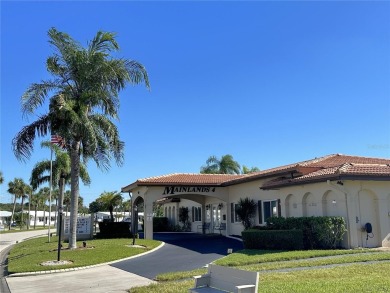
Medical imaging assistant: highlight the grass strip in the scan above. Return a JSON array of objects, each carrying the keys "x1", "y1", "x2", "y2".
[
  {"x1": 8, "y1": 236, "x2": 161, "y2": 274},
  {"x1": 131, "y1": 262, "x2": 390, "y2": 293},
  {"x1": 214, "y1": 248, "x2": 378, "y2": 266},
  {"x1": 236, "y1": 252, "x2": 390, "y2": 271},
  {"x1": 156, "y1": 268, "x2": 207, "y2": 282}
]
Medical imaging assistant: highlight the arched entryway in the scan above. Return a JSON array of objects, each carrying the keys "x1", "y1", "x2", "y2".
[{"x1": 357, "y1": 189, "x2": 380, "y2": 248}]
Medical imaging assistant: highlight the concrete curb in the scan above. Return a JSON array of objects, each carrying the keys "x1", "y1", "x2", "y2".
[{"x1": 7, "y1": 241, "x2": 165, "y2": 278}]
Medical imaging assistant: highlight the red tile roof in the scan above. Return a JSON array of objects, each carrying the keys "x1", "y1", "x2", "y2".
[
  {"x1": 136, "y1": 173, "x2": 243, "y2": 185},
  {"x1": 121, "y1": 154, "x2": 390, "y2": 192}
]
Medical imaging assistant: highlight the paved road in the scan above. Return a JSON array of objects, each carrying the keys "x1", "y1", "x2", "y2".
[
  {"x1": 3, "y1": 232, "x2": 243, "y2": 292},
  {"x1": 111, "y1": 233, "x2": 243, "y2": 280},
  {"x1": 0, "y1": 229, "x2": 50, "y2": 293}
]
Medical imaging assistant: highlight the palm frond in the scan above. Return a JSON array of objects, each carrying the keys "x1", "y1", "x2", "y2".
[
  {"x1": 88, "y1": 31, "x2": 119, "y2": 53},
  {"x1": 125, "y1": 59, "x2": 150, "y2": 89},
  {"x1": 13, "y1": 115, "x2": 50, "y2": 161},
  {"x1": 21, "y1": 81, "x2": 60, "y2": 117}
]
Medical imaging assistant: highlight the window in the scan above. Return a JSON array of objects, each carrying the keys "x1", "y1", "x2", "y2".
[
  {"x1": 192, "y1": 206, "x2": 202, "y2": 222},
  {"x1": 259, "y1": 199, "x2": 281, "y2": 224},
  {"x1": 230, "y1": 203, "x2": 240, "y2": 223}
]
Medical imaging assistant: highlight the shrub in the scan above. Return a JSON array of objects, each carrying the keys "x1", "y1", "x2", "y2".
[
  {"x1": 153, "y1": 217, "x2": 170, "y2": 232},
  {"x1": 266, "y1": 216, "x2": 347, "y2": 249},
  {"x1": 178, "y1": 207, "x2": 191, "y2": 231},
  {"x1": 236, "y1": 197, "x2": 257, "y2": 230},
  {"x1": 242, "y1": 229, "x2": 304, "y2": 250},
  {"x1": 96, "y1": 222, "x2": 132, "y2": 239}
]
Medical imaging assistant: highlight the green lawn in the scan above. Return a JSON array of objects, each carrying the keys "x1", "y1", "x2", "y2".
[
  {"x1": 131, "y1": 249, "x2": 390, "y2": 293},
  {"x1": 8, "y1": 236, "x2": 161, "y2": 274},
  {"x1": 0, "y1": 226, "x2": 54, "y2": 234}
]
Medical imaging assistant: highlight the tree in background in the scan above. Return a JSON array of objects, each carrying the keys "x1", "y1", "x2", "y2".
[
  {"x1": 95, "y1": 191, "x2": 123, "y2": 222},
  {"x1": 63, "y1": 191, "x2": 71, "y2": 214},
  {"x1": 200, "y1": 154, "x2": 241, "y2": 174},
  {"x1": 7, "y1": 178, "x2": 28, "y2": 229},
  {"x1": 242, "y1": 166, "x2": 260, "y2": 174},
  {"x1": 38, "y1": 187, "x2": 50, "y2": 227},
  {"x1": 20, "y1": 184, "x2": 31, "y2": 228},
  {"x1": 30, "y1": 142, "x2": 91, "y2": 228},
  {"x1": 235, "y1": 197, "x2": 257, "y2": 230},
  {"x1": 12, "y1": 28, "x2": 149, "y2": 249},
  {"x1": 29, "y1": 191, "x2": 43, "y2": 229},
  {"x1": 0, "y1": 171, "x2": 3, "y2": 184}
]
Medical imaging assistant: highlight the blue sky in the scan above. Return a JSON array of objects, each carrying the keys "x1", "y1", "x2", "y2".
[{"x1": 1, "y1": 1, "x2": 389, "y2": 205}]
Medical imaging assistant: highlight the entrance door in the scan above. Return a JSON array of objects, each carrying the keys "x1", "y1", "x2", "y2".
[
  {"x1": 211, "y1": 204, "x2": 221, "y2": 230},
  {"x1": 357, "y1": 190, "x2": 380, "y2": 248}
]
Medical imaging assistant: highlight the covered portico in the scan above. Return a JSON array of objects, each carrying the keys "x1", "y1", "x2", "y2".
[{"x1": 121, "y1": 173, "x2": 243, "y2": 239}]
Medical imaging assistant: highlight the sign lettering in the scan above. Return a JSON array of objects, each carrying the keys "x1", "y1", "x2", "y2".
[{"x1": 163, "y1": 186, "x2": 216, "y2": 195}]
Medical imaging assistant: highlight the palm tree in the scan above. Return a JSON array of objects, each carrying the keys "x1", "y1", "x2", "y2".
[
  {"x1": 96, "y1": 191, "x2": 123, "y2": 222},
  {"x1": 200, "y1": 154, "x2": 241, "y2": 174},
  {"x1": 63, "y1": 190, "x2": 71, "y2": 215},
  {"x1": 20, "y1": 184, "x2": 31, "y2": 229},
  {"x1": 30, "y1": 141, "x2": 91, "y2": 227},
  {"x1": 12, "y1": 28, "x2": 149, "y2": 249},
  {"x1": 7, "y1": 178, "x2": 28, "y2": 229},
  {"x1": 38, "y1": 187, "x2": 50, "y2": 227},
  {"x1": 235, "y1": 197, "x2": 257, "y2": 230},
  {"x1": 242, "y1": 165, "x2": 260, "y2": 174},
  {"x1": 25, "y1": 185, "x2": 33, "y2": 229},
  {"x1": 30, "y1": 191, "x2": 42, "y2": 229}
]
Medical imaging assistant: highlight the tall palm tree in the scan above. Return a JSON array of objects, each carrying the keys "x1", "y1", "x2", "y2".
[
  {"x1": 20, "y1": 185, "x2": 30, "y2": 229},
  {"x1": 12, "y1": 28, "x2": 149, "y2": 249},
  {"x1": 30, "y1": 191, "x2": 42, "y2": 229},
  {"x1": 63, "y1": 190, "x2": 71, "y2": 215},
  {"x1": 96, "y1": 191, "x2": 123, "y2": 222},
  {"x1": 25, "y1": 185, "x2": 33, "y2": 229},
  {"x1": 200, "y1": 154, "x2": 241, "y2": 174},
  {"x1": 38, "y1": 187, "x2": 50, "y2": 227},
  {"x1": 7, "y1": 178, "x2": 28, "y2": 229},
  {"x1": 30, "y1": 141, "x2": 91, "y2": 228}
]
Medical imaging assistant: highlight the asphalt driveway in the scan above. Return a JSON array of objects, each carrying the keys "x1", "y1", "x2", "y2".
[{"x1": 110, "y1": 233, "x2": 243, "y2": 280}]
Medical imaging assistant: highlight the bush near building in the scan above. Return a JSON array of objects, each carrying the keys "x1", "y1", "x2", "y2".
[{"x1": 243, "y1": 216, "x2": 347, "y2": 250}]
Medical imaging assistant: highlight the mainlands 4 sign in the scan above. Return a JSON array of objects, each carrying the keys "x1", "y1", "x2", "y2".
[{"x1": 162, "y1": 186, "x2": 216, "y2": 195}]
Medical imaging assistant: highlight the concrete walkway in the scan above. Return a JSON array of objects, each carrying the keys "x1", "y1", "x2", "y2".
[
  {"x1": 6, "y1": 266, "x2": 153, "y2": 293},
  {"x1": 2, "y1": 230, "x2": 155, "y2": 293}
]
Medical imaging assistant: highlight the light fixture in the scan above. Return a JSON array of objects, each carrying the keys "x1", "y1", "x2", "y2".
[
  {"x1": 218, "y1": 203, "x2": 223, "y2": 210},
  {"x1": 332, "y1": 200, "x2": 337, "y2": 205}
]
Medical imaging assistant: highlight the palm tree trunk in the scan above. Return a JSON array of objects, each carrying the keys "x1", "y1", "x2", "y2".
[
  {"x1": 34, "y1": 205, "x2": 38, "y2": 229},
  {"x1": 21, "y1": 196, "x2": 25, "y2": 229},
  {"x1": 9, "y1": 195, "x2": 17, "y2": 230},
  {"x1": 43, "y1": 206, "x2": 46, "y2": 228},
  {"x1": 28, "y1": 196, "x2": 31, "y2": 230},
  {"x1": 69, "y1": 142, "x2": 81, "y2": 249}
]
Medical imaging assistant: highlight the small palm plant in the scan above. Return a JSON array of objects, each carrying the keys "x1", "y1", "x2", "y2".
[{"x1": 236, "y1": 197, "x2": 257, "y2": 230}]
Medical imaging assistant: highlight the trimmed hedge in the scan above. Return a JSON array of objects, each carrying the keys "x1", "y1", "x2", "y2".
[
  {"x1": 264, "y1": 216, "x2": 347, "y2": 249},
  {"x1": 242, "y1": 229, "x2": 304, "y2": 250},
  {"x1": 153, "y1": 217, "x2": 170, "y2": 232},
  {"x1": 96, "y1": 222, "x2": 132, "y2": 239}
]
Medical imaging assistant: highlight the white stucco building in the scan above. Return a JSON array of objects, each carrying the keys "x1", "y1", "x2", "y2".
[{"x1": 122, "y1": 154, "x2": 390, "y2": 248}]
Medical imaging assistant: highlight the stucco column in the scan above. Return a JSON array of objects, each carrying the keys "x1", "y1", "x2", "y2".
[
  {"x1": 144, "y1": 200, "x2": 154, "y2": 239},
  {"x1": 347, "y1": 192, "x2": 359, "y2": 248},
  {"x1": 378, "y1": 196, "x2": 389, "y2": 245}
]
